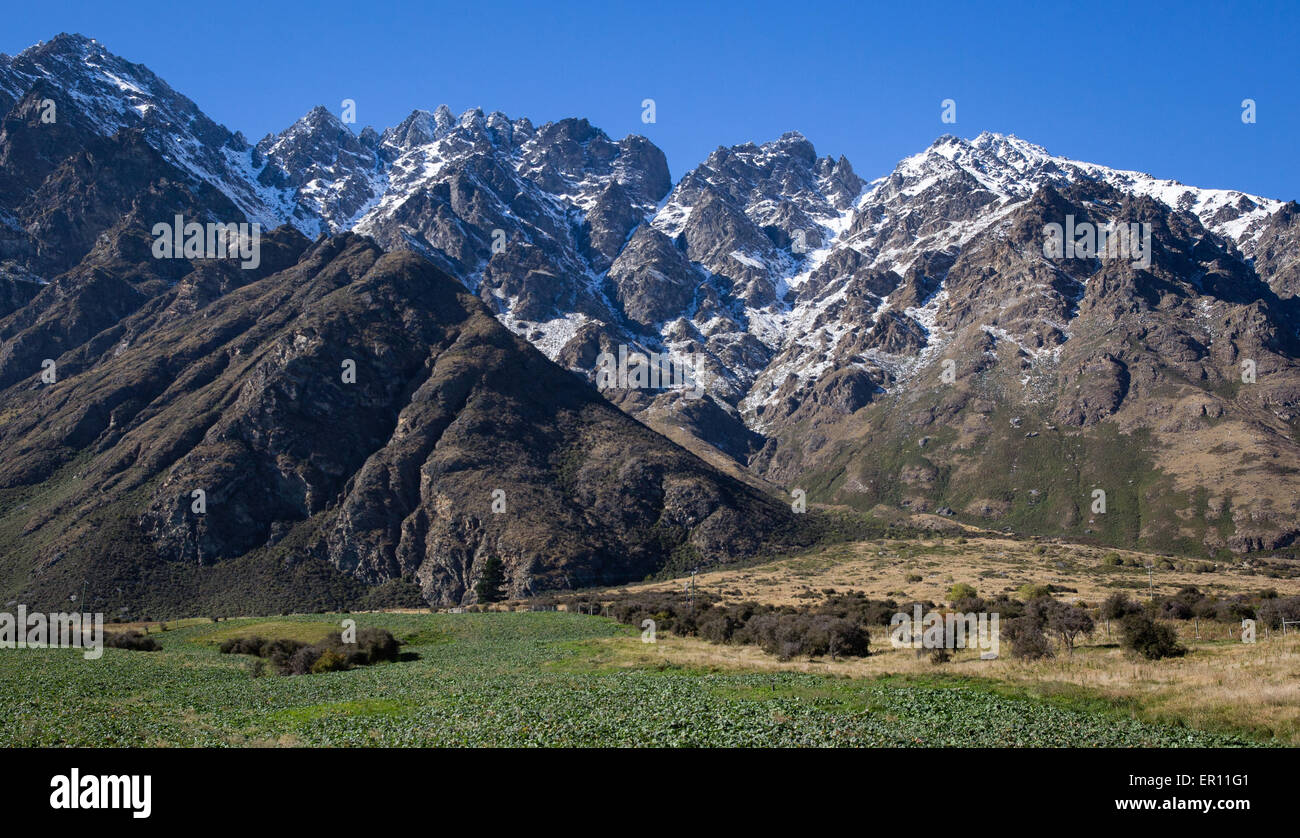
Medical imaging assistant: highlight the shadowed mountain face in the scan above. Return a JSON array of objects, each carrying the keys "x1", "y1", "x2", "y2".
[
  {"x1": 2, "y1": 29, "x2": 1299, "y2": 605},
  {"x1": 0, "y1": 229, "x2": 798, "y2": 614}
]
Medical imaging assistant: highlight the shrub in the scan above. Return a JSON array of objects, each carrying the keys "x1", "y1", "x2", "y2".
[
  {"x1": 362, "y1": 627, "x2": 401, "y2": 661},
  {"x1": 1213, "y1": 598, "x2": 1255, "y2": 622},
  {"x1": 980, "y1": 593, "x2": 1026, "y2": 620},
  {"x1": 822, "y1": 617, "x2": 870, "y2": 659},
  {"x1": 263, "y1": 638, "x2": 308, "y2": 671},
  {"x1": 1043, "y1": 600, "x2": 1094, "y2": 657},
  {"x1": 1120, "y1": 614, "x2": 1186, "y2": 660},
  {"x1": 1100, "y1": 593, "x2": 1140, "y2": 621},
  {"x1": 1257, "y1": 596, "x2": 1300, "y2": 630},
  {"x1": 1159, "y1": 586, "x2": 1203, "y2": 620},
  {"x1": 697, "y1": 612, "x2": 740, "y2": 644},
  {"x1": 217, "y1": 628, "x2": 401, "y2": 675},
  {"x1": 947, "y1": 583, "x2": 977, "y2": 603},
  {"x1": 736, "y1": 613, "x2": 870, "y2": 661},
  {"x1": 334, "y1": 628, "x2": 401, "y2": 665},
  {"x1": 219, "y1": 635, "x2": 272, "y2": 655},
  {"x1": 1003, "y1": 616, "x2": 1053, "y2": 660},
  {"x1": 104, "y1": 631, "x2": 161, "y2": 652},
  {"x1": 288, "y1": 645, "x2": 322, "y2": 675},
  {"x1": 581, "y1": 590, "x2": 892, "y2": 660},
  {"x1": 310, "y1": 647, "x2": 349, "y2": 674}
]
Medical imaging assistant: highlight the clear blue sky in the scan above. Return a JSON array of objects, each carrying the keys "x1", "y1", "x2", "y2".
[{"x1": 4, "y1": 0, "x2": 1297, "y2": 199}]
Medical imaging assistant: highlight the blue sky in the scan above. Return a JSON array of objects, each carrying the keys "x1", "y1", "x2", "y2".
[{"x1": 5, "y1": 0, "x2": 1298, "y2": 199}]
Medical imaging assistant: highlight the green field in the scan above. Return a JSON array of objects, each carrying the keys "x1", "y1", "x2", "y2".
[{"x1": 0, "y1": 612, "x2": 1261, "y2": 747}]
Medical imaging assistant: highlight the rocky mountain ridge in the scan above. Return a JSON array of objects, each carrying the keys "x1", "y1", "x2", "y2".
[{"x1": 3, "y1": 31, "x2": 1300, "y2": 570}]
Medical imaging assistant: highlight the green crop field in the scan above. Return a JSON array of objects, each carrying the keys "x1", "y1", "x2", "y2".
[{"x1": 0, "y1": 612, "x2": 1263, "y2": 747}]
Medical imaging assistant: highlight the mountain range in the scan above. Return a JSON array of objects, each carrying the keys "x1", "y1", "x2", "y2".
[{"x1": 2, "y1": 33, "x2": 1298, "y2": 613}]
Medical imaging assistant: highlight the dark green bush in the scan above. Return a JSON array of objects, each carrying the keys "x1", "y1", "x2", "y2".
[
  {"x1": 583, "y1": 590, "x2": 881, "y2": 660},
  {"x1": 1002, "y1": 616, "x2": 1053, "y2": 660},
  {"x1": 104, "y1": 630, "x2": 161, "y2": 652},
  {"x1": 1120, "y1": 614, "x2": 1186, "y2": 659},
  {"x1": 1100, "y1": 593, "x2": 1141, "y2": 621},
  {"x1": 738, "y1": 613, "x2": 870, "y2": 660},
  {"x1": 218, "y1": 628, "x2": 401, "y2": 675}
]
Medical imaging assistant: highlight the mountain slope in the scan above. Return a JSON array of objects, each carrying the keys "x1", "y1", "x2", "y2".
[
  {"x1": 0, "y1": 228, "x2": 800, "y2": 614},
  {"x1": 0, "y1": 33, "x2": 309, "y2": 232},
  {"x1": 752, "y1": 174, "x2": 1300, "y2": 556}
]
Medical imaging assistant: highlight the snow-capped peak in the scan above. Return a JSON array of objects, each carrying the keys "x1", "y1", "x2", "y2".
[{"x1": 893, "y1": 131, "x2": 1282, "y2": 250}]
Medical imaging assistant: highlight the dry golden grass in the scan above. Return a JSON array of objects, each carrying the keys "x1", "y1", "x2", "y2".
[
  {"x1": 105, "y1": 617, "x2": 210, "y2": 635},
  {"x1": 608, "y1": 535, "x2": 1300, "y2": 608}
]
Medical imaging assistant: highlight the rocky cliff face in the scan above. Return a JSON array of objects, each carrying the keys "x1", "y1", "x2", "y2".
[
  {"x1": 752, "y1": 172, "x2": 1300, "y2": 556},
  {"x1": 253, "y1": 106, "x2": 385, "y2": 233},
  {"x1": 705, "y1": 134, "x2": 1300, "y2": 557},
  {"x1": 0, "y1": 33, "x2": 299, "y2": 231}
]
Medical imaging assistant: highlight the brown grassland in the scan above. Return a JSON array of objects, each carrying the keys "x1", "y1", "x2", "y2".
[{"x1": 519, "y1": 535, "x2": 1300, "y2": 744}]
